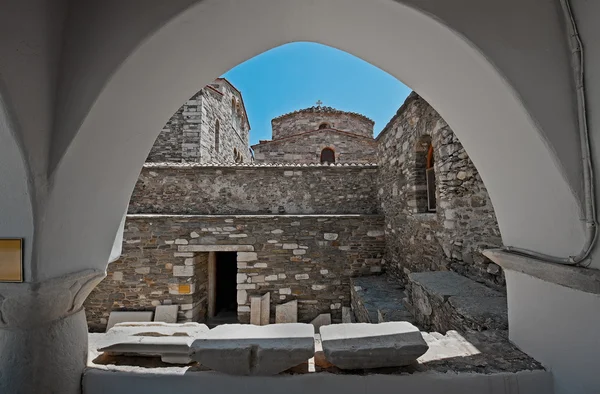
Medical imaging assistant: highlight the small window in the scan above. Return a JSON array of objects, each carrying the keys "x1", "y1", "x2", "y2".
[
  {"x1": 426, "y1": 144, "x2": 436, "y2": 212},
  {"x1": 231, "y1": 98, "x2": 236, "y2": 114},
  {"x1": 320, "y1": 147, "x2": 335, "y2": 164},
  {"x1": 318, "y1": 123, "x2": 330, "y2": 130},
  {"x1": 215, "y1": 120, "x2": 220, "y2": 153}
]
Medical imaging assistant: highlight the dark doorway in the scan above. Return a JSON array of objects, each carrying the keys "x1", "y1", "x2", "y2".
[
  {"x1": 215, "y1": 252, "x2": 237, "y2": 315},
  {"x1": 320, "y1": 147, "x2": 335, "y2": 163}
]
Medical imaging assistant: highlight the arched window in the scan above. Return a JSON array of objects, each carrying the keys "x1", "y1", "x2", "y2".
[
  {"x1": 318, "y1": 122, "x2": 330, "y2": 130},
  {"x1": 426, "y1": 143, "x2": 436, "y2": 212},
  {"x1": 231, "y1": 97, "x2": 236, "y2": 114},
  {"x1": 320, "y1": 147, "x2": 335, "y2": 164},
  {"x1": 214, "y1": 120, "x2": 220, "y2": 153}
]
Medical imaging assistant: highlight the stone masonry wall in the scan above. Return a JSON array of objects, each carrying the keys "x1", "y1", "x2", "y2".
[
  {"x1": 271, "y1": 106, "x2": 374, "y2": 139},
  {"x1": 252, "y1": 131, "x2": 377, "y2": 163},
  {"x1": 129, "y1": 164, "x2": 379, "y2": 215},
  {"x1": 85, "y1": 214, "x2": 385, "y2": 330},
  {"x1": 146, "y1": 79, "x2": 251, "y2": 164},
  {"x1": 377, "y1": 92, "x2": 504, "y2": 290}
]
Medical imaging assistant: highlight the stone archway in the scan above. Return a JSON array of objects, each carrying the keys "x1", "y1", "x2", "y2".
[
  {"x1": 2, "y1": 0, "x2": 596, "y2": 392},
  {"x1": 41, "y1": 0, "x2": 586, "y2": 288}
]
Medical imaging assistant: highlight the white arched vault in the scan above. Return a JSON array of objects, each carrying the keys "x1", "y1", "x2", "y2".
[
  {"x1": 39, "y1": 0, "x2": 588, "y2": 281},
  {"x1": 0, "y1": 88, "x2": 34, "y2": 280}
]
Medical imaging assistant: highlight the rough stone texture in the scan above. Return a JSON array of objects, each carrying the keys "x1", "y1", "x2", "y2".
[
  {"x1": 406, "y1": 271, "x2": 507, "y2": 332},
  {"x1": 106, "y1": 311, "x2": 153, "y2": 330},
  {"x1": 85, "y1": 249, "x2": 209, "y2": 332},
  {"x1": 88, "y1": 329, "x2": 545, "y2": 377},
  {"x1": 270, "y1": 105, "x2": 374, "y2": 139},
  {"x1": 106, "y1": 322, "x2": 209, "y2": 338},
  {"x1": 129, "y1": 164, "x2": 379, "y2": 215},
  {"x1": 189, "y1": 323, "x2": 315, "y2": 375},
  {"x1": 153, "y1": 305, "x2": 179, "y2": 323},
  {"x1": 253, "y1": 129, "x2": 378, "y2": 164},
  {"x1": 88, "y1": 91, "x2": 507, "y2": 338},
  {"x1": 97, "y1": 322, "x2": 209, "y2": 365},
  {"x1": 320, "y1": 322, "x2": 429, "y2": 369},
  {"x1": 276, "y1": 300, "x2": 298, "y2": 323},
  {"x1": 350, "y1": 276, "x2": 414, "y2": 324},
  {"x1": 376, "y1": 92, "x2": 504, "y2": 290},
  {"x1": 86, "y1": 215, "x2": 385, "y2": 330},
  {"x1": 147, "y1": 78, "x2": 251, "y2": 164}
]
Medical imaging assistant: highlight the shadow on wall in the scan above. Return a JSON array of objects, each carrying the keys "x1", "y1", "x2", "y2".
[{"x1": 377, "y1": 92, "x2": 504, "y2": 290}]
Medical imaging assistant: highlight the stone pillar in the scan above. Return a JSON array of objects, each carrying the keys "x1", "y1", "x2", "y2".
[{"x1": 0, "y1": 270, "x2": 104, "y2": 394}]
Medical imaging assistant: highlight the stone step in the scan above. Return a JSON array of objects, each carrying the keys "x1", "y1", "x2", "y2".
[
  {"x1": 407, "y1": 271, "x2": 507, "y2": 332},
  {"x1": 351, "y1": 276, "x2": 415, "y2": 324}
]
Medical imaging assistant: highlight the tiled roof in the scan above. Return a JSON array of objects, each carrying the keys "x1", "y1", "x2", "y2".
[
  {"x1": 251, "y1": 128, "x2": 377, "y2": 146},
  {"x1": 272, "y1": 105, "x2": 374, "y2": 124}
]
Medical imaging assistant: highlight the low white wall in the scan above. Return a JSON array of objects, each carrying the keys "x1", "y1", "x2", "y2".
[
  {"x1": 506, "y1": 270, "x2": 600, "y2": 394},
  {"x1": 83, "y1": 369, "x2": 552, "y2": 394}
]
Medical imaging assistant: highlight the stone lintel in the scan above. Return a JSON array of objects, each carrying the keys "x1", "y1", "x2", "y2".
[
  {"x1": 484, "y1": 248, "x2": 600, "y2": 295},
  {"x1": 178, "y1": 245, "x2": 254, "y2": 252}
]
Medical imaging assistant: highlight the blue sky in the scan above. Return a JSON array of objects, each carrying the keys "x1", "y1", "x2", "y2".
[{"x1": 222, "y1": 42, "x2": 411, "y2": 145}]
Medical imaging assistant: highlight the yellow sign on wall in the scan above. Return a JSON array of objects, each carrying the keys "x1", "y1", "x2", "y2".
[
  {"x1": 0, "y1": 239, "x2": 23, "y2": 282},
  {"x1": 178, "y1": 284, "x2": 191, "y2": 294}
]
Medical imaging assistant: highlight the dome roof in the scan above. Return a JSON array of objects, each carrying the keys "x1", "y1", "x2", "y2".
[{"x1": 272, "y1": 105, "x2": 374, "y2": 124}]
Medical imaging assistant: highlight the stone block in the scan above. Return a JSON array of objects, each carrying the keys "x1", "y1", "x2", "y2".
[
  {"x1": 310, "y1": 313, "x2": 331, "y2": 333},
  {"x1": 100, "y1": 322, "x2": 209, "y2": 364},
  {"x1": 106, "y1": 311, "x2": 153, "y2": 331},
  {"x1": 153, "y1": 305, "x2": 179, "y2": 323},
  {"x1": 252, "y1": 275, "x2": 265, "y2": 283},
  {"x1": 237, "y1": 290, "x2": 247, "y2": 305},
  {"x1": 407, "y1": 271, "x2": 507, "y2": 331},
  {"x1": 324, "y1": 233, "x2": 338, "y2": 240},
  {"x1": 275, "y1": 300, "x2": 298, "y2": 323},
  {"x1": 107, "y1": 322, "x2": 208, "y2": 338},
  {"x1": 237, "y1": 252, "x2": 258, "y2": 262},
  {"x1": 189, "y1": 324, "x2": 315, "y2": 375},
  {"x1": 260, "y1": 292, "x2": 270, "y2": 325},
  {"x1": 342, "y1": 307, "x2": 352, "y2": 323},
  {"x1": 408, "y1": 271, "x2": 502, "y2": 301},
  {"x1": 319, "y1": 322, "x2": 429, "y2": 369},
  {"x1": 250, "y1": 297, "x2": 262, "y2": 325},
  {"x1": 172, "y1": 265, "x2": 194, "y2": 277},
  {"x1": 99, "y1": 336, "x2": 193, "y2": 364}
]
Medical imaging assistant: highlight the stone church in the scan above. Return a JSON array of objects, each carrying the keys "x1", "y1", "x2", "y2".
[{"x1": 85, "y1": 79, "x2": 503, "y2": 333}]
